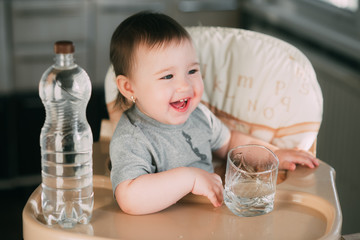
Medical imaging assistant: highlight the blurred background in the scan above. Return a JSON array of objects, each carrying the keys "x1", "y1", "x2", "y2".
[{"x1": 0, "y1": 0, "x2": 359, "y2": 239}]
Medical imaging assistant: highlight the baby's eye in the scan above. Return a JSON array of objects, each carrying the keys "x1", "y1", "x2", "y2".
[
  {"x1": 161, "y1": 74, "x2": 173, "y2": 80},
  {"x1": 188, "y1": 69, "x2": 198, "y2": 75}
]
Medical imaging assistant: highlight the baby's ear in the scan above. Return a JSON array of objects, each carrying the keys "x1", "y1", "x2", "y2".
[{"x1": 116, "y1": 75, "x2": 134, "y2": 100}]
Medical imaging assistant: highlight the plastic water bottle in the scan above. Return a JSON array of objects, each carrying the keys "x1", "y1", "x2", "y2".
[{"x1": 39, "y1": 41, "x2": 94, "y2": 228}]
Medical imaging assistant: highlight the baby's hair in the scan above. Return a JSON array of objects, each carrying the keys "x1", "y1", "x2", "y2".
[{"x1": 110, "y1": 11, "x2": 191, "y2": 110}]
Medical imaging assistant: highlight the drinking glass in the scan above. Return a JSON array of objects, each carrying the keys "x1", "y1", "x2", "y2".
[{"x1": 224, "y1": 145, "x2": 279, "y2": 217}]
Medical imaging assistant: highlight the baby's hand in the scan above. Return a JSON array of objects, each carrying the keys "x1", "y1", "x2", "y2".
[
  {"x1": 189, "y1": 168, "x2": 223, "y2": 207},
  {"x1": 275, "y1": 148, "x2": 319, "y2": 171}
]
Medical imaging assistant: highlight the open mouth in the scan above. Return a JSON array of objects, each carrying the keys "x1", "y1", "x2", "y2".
[{"x1": 170, "y1": 98, "x2": 190, "y2": 111}]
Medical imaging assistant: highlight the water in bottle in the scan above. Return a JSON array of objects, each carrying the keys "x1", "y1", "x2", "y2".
[{"x1": 39, "y1": 41, "x2": 94, "y2": 228}]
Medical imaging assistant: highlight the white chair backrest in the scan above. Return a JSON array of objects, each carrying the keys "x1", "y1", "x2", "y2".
[
  {"x1": 104, "y1": 26, "x2": 323, "y2": 151},
  {"x1": 186, "y1": 26, "x2": 323, "y2": 151}
]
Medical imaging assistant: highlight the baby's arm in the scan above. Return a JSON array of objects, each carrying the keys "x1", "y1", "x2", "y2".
[
  {"x1": 115, "y1": 167, "x2": 223, "y2": 215},
  {"x1": 214, "y1": 130, "x2": 319, "y2": 171}
]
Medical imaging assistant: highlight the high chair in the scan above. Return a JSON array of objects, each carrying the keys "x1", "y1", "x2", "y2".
[{"x1": 23, "y1": 26, "x2": 342, "y2": 240}]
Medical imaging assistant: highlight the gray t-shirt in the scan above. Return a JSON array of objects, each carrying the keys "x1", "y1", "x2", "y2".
[{"x1": 110, "y1": 103, "x2": 231, "y2": 194}]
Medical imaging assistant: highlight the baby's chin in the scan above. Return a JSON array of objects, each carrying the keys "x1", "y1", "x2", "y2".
[
  {"x1": 163, "y1": 110, "x2": 194, "y2": 125},
  {"x1": 163, "y1": 116, "x2": 190, "y2": 125}
]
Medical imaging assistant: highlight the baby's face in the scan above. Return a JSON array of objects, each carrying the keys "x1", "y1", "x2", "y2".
[{"x1": 130, "y1": 39, "x2": 203, "y2": 125}]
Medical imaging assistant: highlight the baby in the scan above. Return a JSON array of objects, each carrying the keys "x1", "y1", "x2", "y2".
[{"x1": 109, "y1": 11, "x2": 319, "y2": 215}]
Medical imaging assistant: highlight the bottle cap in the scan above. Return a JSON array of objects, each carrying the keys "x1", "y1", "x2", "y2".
[{"x1": 54, "y1": 41, "x2": 75, "y2": 54}]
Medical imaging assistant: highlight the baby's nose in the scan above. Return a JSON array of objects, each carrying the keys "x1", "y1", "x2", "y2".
[{"x1": 176, "y1": 76, "x2": 191, "y2": 92}]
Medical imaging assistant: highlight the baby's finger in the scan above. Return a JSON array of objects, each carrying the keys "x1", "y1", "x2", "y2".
[
  {"x1": 297, "y1": 149, "x2": 319, "y2": 163},
  {"x1": 311, "y1": 156, "x2": 320, "y2": 166},
  {"x1": 213, "y1": 173, "x2": 223, "y2": 184},
  {"x1": 294, "y1": 155, "x2": 316, "y2": 169},
  {"x1": 291, "y1": 150, "x2": 318, "y2": 167},
  {"x1": 213, "y1": 178, "x2": 224, "y2": 206},
  {"x1": 207, "y1": 188, "x2": 223, "y2": 207},
  {"x1": 279, "y1": 161, "x2": 296, "y2": 171}
]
